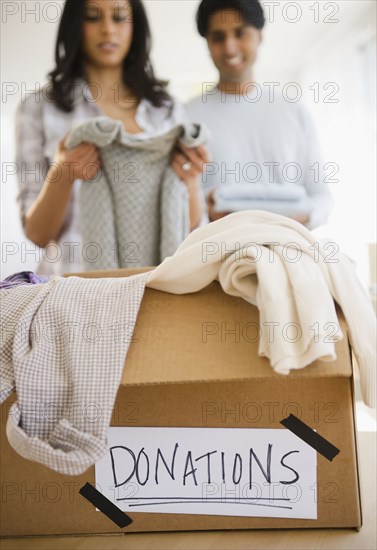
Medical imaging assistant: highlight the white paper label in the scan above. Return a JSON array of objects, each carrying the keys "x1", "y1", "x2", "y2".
[{"x1": 95, "y1": 427, "x2": 317, "y2": 519}]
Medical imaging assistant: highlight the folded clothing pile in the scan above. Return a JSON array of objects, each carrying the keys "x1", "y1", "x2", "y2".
[{"x1": 213, "y1": 183, "x2": 312, "y2": 217}]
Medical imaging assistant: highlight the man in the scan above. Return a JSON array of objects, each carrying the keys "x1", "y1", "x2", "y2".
[{"x1": 173, "y1": 0, "x2": 333, "y2": 229}]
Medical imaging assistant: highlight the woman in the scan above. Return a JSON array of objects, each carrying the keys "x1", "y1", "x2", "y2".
[{"x1": 15, "y1": 0, "x2": 208, "y2": 275}]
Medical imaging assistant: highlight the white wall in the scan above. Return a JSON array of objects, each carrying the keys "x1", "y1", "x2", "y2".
[
  {"x1": 1, "y1": 0, "x2": 376, "y2": 288},
  {"x1": 297, "y1": 9, "x2": 376, "y2": 292},
  {"x1": 1, "y1": 0, "x2": 60, "y2": 277}
]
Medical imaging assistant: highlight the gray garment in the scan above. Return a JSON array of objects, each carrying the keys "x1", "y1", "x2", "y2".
[
  {"x1": 65, "y1": 118, "x2": 208, "y2": 271},
  {"x1": 0, "y1": 272, "x2": 149, "y2": 475},
  {"x1": 213, "y1": 197, "x2": 312, "y2": 216}
]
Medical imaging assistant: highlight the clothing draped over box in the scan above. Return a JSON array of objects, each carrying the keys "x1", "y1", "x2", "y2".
[
  {"x1": 147, "y1": 210, "x2": 376, "y2": 409},
  {"x1": 1, "y1": 273, "x2": 149, "y2": 475},
  {"x1": 1, "y1": 211, "x2": 375, "y2": 475}
]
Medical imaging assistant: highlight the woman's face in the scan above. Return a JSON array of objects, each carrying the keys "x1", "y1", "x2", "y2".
[{"x1": 82, "y1": 0, "x2": 133, "y2": 68}]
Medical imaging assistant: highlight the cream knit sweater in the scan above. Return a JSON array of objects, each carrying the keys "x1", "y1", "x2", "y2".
[{"x1": 147, "y1": 210, "x2": 376, "y2": 408}]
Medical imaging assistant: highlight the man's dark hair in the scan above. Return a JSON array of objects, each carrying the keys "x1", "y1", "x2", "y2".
[{"x1": 196, "y1": 0, "x2": 265, "y2": 37}]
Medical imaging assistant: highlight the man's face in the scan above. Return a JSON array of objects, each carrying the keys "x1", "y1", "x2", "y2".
[{"x1": 206, "y1": 9, "x2": 262, "y2": 83}]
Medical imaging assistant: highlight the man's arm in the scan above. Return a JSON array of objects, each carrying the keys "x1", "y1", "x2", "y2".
[{"x1": 299, "y1": 106, "x2": 334, "y2": 230}]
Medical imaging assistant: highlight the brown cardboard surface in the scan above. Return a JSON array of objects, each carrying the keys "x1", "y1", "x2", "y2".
[
  {"x1": 67, "y1": 267, "x2": 352, "y2": 383},
  {"x1": 0, "y1": 269, "x2": 361, "y2": 536},
  {"x1": 121, "y1": 283, "x2": 352, "y2": 385}
]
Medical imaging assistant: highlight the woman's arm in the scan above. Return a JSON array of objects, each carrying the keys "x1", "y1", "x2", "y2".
[
  {"x1": 298, "y1": 105, "x2": 334, "y2": 230},
  {"x1": 15, "y1": 95, "x2": 101, "y2": 248}
]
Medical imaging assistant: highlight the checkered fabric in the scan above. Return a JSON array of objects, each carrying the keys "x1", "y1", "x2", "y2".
[
  {"x1": 65, "y1": 118, "x2": 209, "y2": 271},
  {"x1": 0, "y1": 272, "x2": 149, "y2": 475}
]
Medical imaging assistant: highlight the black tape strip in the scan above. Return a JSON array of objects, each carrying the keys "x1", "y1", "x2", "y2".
[
  {"x1": 280, "y1": 414, "x2": 340, "y2": 461},
  {"x1": 79, "y1": 483, "x2": 133, "y2": 528}
]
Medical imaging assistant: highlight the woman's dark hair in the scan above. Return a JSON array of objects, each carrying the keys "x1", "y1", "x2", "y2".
[
  {"x1": 196, "y1": 0, "x2": 265, "y2": 37},
  {"x1": 47, "y1": 0, "x2": 171, "y2": 112}
]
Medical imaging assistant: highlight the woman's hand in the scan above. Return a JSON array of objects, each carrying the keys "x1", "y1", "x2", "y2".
[
  {"x1": 171, "y1": 142, "x2": 211, "y2": 230},
  {"x1": 51, "y1": 134, "x2": 102, "y2": 184},
  {"x1": 171, "y1": 142, "x2": 210, "y2": 184}
]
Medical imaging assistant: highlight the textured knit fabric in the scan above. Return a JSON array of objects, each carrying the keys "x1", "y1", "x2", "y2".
[
  {"x1": 0, "y1": 271, "x2": 49, "y2": 289},
  {"x1": 0, "y1": 272, "x2": 149, "y2": 475},
  {"x1": 147, "y1": 210, "x2": 377, "y2": 408},
  {"x1": 186, "y1": 89, "x2": 334, "y2": 230},
  {"x1": 213, "y1": 182, "x2": 311, "y2": 215},
  {"x1": 64, "y1": 117, "x2": 209, "y2": 271},
  {"x1": 14, "y1": 78, "x2": 192, "y2": 275}
]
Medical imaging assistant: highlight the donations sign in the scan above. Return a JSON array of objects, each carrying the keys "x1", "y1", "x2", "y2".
[{"x1": 95, "y1": 427, "x2": 317, "y2": 519}]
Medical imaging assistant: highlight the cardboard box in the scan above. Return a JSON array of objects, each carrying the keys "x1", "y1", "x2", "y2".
[{"x1": 0, "y1": 268, "x2": 362, "y2": 536}]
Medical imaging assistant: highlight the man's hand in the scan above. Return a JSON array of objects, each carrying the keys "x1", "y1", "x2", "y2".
[
  {"x1": 291, "y1": 214, "x2": 310, "y2": 225},
  {"x1": 207, "y1": 189, "x2": 231, "y2": 222}
]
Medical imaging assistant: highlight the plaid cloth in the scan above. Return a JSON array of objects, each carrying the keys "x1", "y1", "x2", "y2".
[
  {"x1": 0, "y1": 272, "x2": 149, "y2": 475},
  {"x1": 65, "y1": 117, "x2": 209, "y2": 271}
]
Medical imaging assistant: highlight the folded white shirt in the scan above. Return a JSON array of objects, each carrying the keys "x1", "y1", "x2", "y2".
[
  {"x1": 214, "y1": 196, "x2": 312, "y2": 216},
  {"x1": 215, "y1": 183, "x2": 307, "y2": 201}
]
